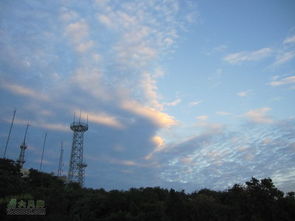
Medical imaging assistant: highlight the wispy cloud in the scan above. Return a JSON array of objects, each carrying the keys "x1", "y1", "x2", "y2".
[
  {"x1": 164, "y1": 98, "x2": 181, "y2": 107},
  {"x1": 216, "y1": 111, "x2": 232, "y2": 116},
  {"x1": 237, "y1": 90, "x2": 251, "y2": 97},
  {"x1": 0, "y1": 81, "x2": 49, "y2": 101},
  {"x1": 38, "y1": 122, "x2": 69, "y2": 132},
  {"x1": 244, "y1": 107, "x2": 273, "y2": 124},
  {"x1": 269, "y1": 75, "x2": 295, "y2": 87},
  {"x1": 121, "y1": 100, "x2": 177, "y2": 128},
  {"x1": 224, "y1": 48, "x2": 272, "y2": 64},
  {"x1": 189, "y1": 100, "x2": 202, "y2": 106},
  {"x1": 196, "y1": 115, "x2": 208, "y2": 121},
  {"x1": 6, "y1": 118, "x2": 69, "y2": 132},
  {"x1": 95, "y1": 0, "x2": 189, "y2": 69},
  {"x1": 274, "y1": 51, "x2": 295, "y2": 65},
  {"x1": 65, "y1": 20, "x2": 89, "y2": 41},
  {"x1": 145, "y1": 135, "x2": 166, "y2": 160},
  {"x1": 82, "y1": 111, "x2": 124, "y2": 129},
  {"x1": 206, "y1": 44, "x2": 227, "y2": 55},
  {"x1": 141, "y1": 71, "x2": 163, "y2": 110},
  {"x1": 283, "y1": 35, "x2": 295, "y2": 44}
]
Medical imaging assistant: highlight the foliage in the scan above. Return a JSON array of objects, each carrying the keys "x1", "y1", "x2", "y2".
[{"x1": 0, "y1": 158, "x2": 295, "y2": 221}]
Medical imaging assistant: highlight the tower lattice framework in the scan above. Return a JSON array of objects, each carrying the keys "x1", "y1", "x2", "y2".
[
  {"x1": 17, "y1": 123, "x2": 29, "y2": 168},
  {"x1": 68, "y1": 119, "x2": 88, "y2": 186}
]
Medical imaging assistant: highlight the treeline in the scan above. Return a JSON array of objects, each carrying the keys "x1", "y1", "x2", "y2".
[{"x1": 0, "y1": 158, "x2": 295, "y2": 221}]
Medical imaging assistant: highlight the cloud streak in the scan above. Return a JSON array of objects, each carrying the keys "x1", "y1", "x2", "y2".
[
  {"x1": 269, "y1": 75, "x2": 295, "y2": 87},
  {"x1": 224, "y1": 48, "x2": 272, "y2": 64},
  {"x1": 0, "y1": 81, "x2": 50, "y2": 102},
  {"x1": 244, "y1": 107, "x2": 273, "y2": 124}
]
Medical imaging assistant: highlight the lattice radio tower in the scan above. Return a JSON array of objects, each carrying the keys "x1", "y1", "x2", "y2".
[
  {"x1": 68, "y1": 113, "x2": 88, "y2": 186},
  {"x1": 17, "y1": 123, "x2": 30, "y2": 168}
]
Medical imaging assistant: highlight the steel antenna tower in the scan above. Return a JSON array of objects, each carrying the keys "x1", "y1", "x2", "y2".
[
  {"x1": 3, "y1": 109, "x2": 16, "y2": 158},
  {"x1": 39, "y1": 132, "x2": 47, "y2": 171},
  {"x1": 17, "y1": 123, "x2": 30, "y2": 168},
  {"x1": 68, "y1": 113, "x2": 88, "y2": 186},
  {"x1": 57, "y1": 141, "x2": 64, "y2": 176}
]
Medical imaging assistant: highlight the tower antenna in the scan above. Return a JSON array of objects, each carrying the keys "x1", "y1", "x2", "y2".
[
  {"x1": 39, "y1": 132, "x2": 47, "y2": 171},
  {"x1": 68, "y1": 112, "x2": 88, "y2": 186},
  {"x1": 17, "y1": 122, "x2": 30, "y2": 168},
  {"x1": 79, "y1": 110, "x2": 81, "y2": 123},
  {"x1": 3, "y1": 109, "x2": 16, "y2": 158},
  {"x1": 57, "y1": 141, "x2": 64, "y2": 176}
]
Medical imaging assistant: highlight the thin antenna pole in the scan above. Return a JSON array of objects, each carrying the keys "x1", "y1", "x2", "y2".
[
  {"x1": 86, "y1": 114, "x2": 88, "y2": 125},
  {"x1": 79, "y1": 110, "x2": 81, "y2": 123},
  {"x1": 73, "y1": 112, "x2": 76, "y2": 123},
  {"x1": 23, "y1": 123, "x2": 30, "y2": 145},
  {"x1": 39, "y1": 132, "x2": 47, "y2": 171},
  {"x1": 3, "y1": 109, "x2": 16, "y2": 158},
  {"x1": 58, "y1": 141, "x2": 64, "y2": 176}
]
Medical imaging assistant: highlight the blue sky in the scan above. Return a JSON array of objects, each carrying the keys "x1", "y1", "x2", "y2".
[{"x1": 0, "y1": 0, "x2": 295, "y2": 192}]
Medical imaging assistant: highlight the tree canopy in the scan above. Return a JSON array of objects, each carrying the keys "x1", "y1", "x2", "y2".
[{"x1": 0, "y1": 158, "x2": 294, "y2": 221}]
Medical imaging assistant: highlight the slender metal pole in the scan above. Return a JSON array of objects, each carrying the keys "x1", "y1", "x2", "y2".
[
  {"x1": 23, "y1": 123, "x2": 30, "y2": 145},
  {"x1": 3, "y1": 109, "x2": 16, "y2": 158},
  {"x1": 58, "y1": 141, "x2": 64, "y2": 176},
  {"x1": 79, "y1": 110, "x2": 81, "y2": 123},
  {"x1": 39, "y1": 132, "x2": 47, "y2": 171}
]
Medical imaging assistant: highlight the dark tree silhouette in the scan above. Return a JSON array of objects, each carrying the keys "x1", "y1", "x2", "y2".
[{"x1": 0, "y1": 158, "x2": 295, "y2": 221}]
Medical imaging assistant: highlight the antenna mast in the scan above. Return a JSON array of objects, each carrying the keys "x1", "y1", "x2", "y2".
[
  {"x1": 57, "y1": 142, "x2": 64, "y2": 176},
  {"x1": 17, "y1": 123, "x2": 30, "y2": 168},
  {"x1": 39, "y1": 132, "x2": 47, "y2": 171},
  {"x1": 68, "y1": 112, "x2": 88, "y2": 186},
  {"x1": 3, "y1": 109, "x2": 16, "y2": 158}
]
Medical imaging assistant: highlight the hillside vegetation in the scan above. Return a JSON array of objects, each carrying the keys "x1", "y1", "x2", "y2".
[{"x1": 0, "y1": 158, "x2": 295, "y2": 221}]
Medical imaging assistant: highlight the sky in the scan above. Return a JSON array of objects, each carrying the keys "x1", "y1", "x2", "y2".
[{"x1": 0, "y1": 0, "x2": 295, "y2": 192}]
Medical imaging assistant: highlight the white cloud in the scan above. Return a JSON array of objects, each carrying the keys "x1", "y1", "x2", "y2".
[
  {"x1": 121, "y1": 100, "x2": 176, "y2": 128},
  {"x1": 216, "y1": 111, "x2": 231, "y2": 116},
  {"x1": 206, "y1": 44, "x2": 227, "y2": 55},
  {"x1": 152, "y1": 135, "x2": 165, "y2": 150},
  {"x1": 107, "y1": 157, "x2": 138, "y2": 166},
  {"x1": 244, "y1": 107, "x2": 273, "y2": 124},
  {"x1": 38, "y1": 122, "x2": 69, "y2": 132},
  {"x1": 76, "y1": 41, "x2": 95, "y2": 53},
  {"x1": 189, "y1": 100, "x2": 202, "y2": 106},
  {"x1": 9, "y1": 118, "x2": 69, "y2": 132},
  {"x1": 94, "y1": 0, "x2": 109, "y2": 5},
  {"x1": 95, "y1": 0, "x2": 191, "y2": 70},
  {"x1": 64, "y1": 19, "x2": 95, "y2": 53},
  {"x1": 71, "y1": 67, "x2": 109, "y2": 100},
  {"x1": 283, "y1": 35, "x2": 295, "y2": 44},
  {"x1": 0, "y1": 81, "x2": 49, "y2": 101},
  {"x1": 269, "y1": 75, "x2": 295, "y2": 87},
  {"x1": 145, "y1": 135, "x2": 167, "y2": 160},
  {"x1": 98, "y1": 14, "x2": 115, "y2": 28},
  {"x1": 164, "y1": 98, "x2": 181, "y2": 107},
  {"x1": 65, "y1": 20, "x2": 89, "y2": 43},
  {"x1": 81, "y1": 111, "x2": 124, "y2": 129},
  {"x1": 224, "y1": 48, "x2": 272, "y2": 64},
  {"x1": 60, "y1": 8, "x2": 79, "y2": 22},
  {"x1": 274, "y1": 51, "x2": 295, "y2": 65},
  {"x1": 237, "y1": 90, "x2": 251, "y2": 97},
  {"x1": 141, "y1": 72, "x2": 163, "y2": 110},
  {"x1": 195, "y1": 121, "x2": 224, "y2": 133},
  {"x1": 196, "y1": 115, "x2": 208, "y2": 121}
]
